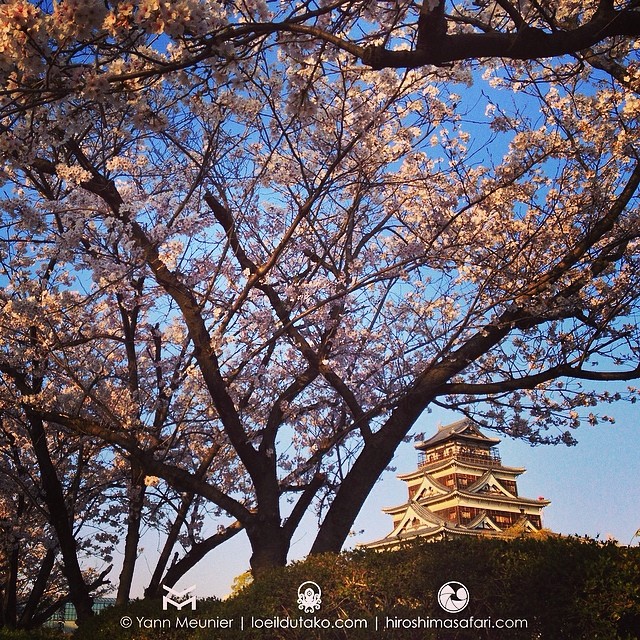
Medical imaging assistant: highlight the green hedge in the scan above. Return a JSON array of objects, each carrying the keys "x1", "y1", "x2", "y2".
[
  {"x1": 0, "y1": 630, "x2": 66, "y2": 640},
  {"x1": 72, "y1": 536, "x2": 640, "y2": 640}
]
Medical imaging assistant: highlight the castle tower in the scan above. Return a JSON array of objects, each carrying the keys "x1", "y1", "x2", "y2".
[{"x1": 365, "y1": 419, "x2": 550, "y2": 548}]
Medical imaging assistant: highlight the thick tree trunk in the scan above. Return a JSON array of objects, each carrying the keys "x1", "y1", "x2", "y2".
[
  {"x1": 246, "y1": 503, "x2": 290, "y2": 577},
  {"x1": 116, "y1": 466, "x2": 146, "y2": 605},
  {"x1": 248, "y1": 530, "x2": 290, "y2": 578},
  {"x1": 311, "y1": 399, "x2": 427, "y2": 555},
  {"x1": 26, "y1": 413, "x2": 94, "y2": 623},
  {"x1": 19, "y1": 547, "x2": 56, "y2": 628},
  {"x1": 1, "y1": 543, "x2": 19, "y2": 627},
  {"x1": 145, "y1": 493, "x2": 193, "y2": 597}
]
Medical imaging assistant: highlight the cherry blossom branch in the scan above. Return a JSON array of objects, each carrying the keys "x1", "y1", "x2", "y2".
[
  {"x1": 61, "y1": 159, "x2": 267, "y2": 483},
  {"x1": 519, "y1": 162, "x2": 640, "y2": 300},
  {"x1": 407, "y1": 159, "x2": 640, "y2": 400},
  {"x1": 159, "y1": 520, "x2": 244, "y2": 590},
  {"x1": 97, "y1": 2, "x2": 640, "y2": 75},
  {"x1": 362, "y1": 2, "x2": 640, "y2": 69},
  {"x1": 33, "y1": 410, "x2": 253, "y2": 526},
  {"x1": 204, "y1": 191, "x2": 368, "y2": 425},
  {"x1": 282, "y1": 472, "x2": 326, "y2": 540},
  {"x1": 438, "y1": 362, "x2": 640, "y2": 396}
]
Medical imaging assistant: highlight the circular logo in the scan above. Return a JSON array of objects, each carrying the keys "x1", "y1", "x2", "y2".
[
  {"x1": 297, "y1": 581, "x2": 322, "y2": 613},
  {"x1": 437, "y1": 581, "x2": 470, "y2": 613}
]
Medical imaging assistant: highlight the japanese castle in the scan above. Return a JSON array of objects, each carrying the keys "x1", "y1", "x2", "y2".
[{"x1": 365, "y1": 419, "x2": 550, "y2": 548}]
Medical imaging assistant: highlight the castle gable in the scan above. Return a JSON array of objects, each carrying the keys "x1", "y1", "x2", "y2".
[
  {"x1": 411, "y1": 475, "x2": 449, "y2": 501},
  {"x1": 388, "y1": 501, "x2": 446, "y2": 538},
  {"x1": 466, "y1": 471, "x2": 518, "y2": 499},
  {"x1": 467, "y1": 511, "x2": 502, "y2": 532}
]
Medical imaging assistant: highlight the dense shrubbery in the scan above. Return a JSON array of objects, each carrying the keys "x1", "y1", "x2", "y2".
[
  {"x1": 70, "y1": 537, "x2": 639, "y2": 640},
  {"x1": 0, "y1": 630, "x2": 66, "y2": 640}
]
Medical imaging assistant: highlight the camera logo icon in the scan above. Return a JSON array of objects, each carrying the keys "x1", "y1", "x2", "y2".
[{"x1": 437, "y1": 581, "x2": 469, "y2": 613}]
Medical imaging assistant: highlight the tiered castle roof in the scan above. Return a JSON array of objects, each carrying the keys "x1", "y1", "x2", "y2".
[{"x1": 365, "y1": 419, "x2": 550, "y2": 548}]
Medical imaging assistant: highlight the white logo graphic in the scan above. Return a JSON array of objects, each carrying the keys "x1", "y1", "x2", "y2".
[
  {"x1": 437, "y1": 581, "x2": 470, "y2": 613},
  {"x1": 162, "y1": 584, "x2": 197, "y2": 611},
  {"x1": 297, "y1": 581, "x2": 322, "y2": 613}
]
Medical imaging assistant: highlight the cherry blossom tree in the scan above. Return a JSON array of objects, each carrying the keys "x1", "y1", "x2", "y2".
[
  {"x1": 1, "y1": 0, "x2": 640, "y2": 582},
  {"x1": 0, "y1": 208, "x2": 244, "y2": 619},
  {"x1": 0, "y1": 406, "x2": 116, "y2": 626}
]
